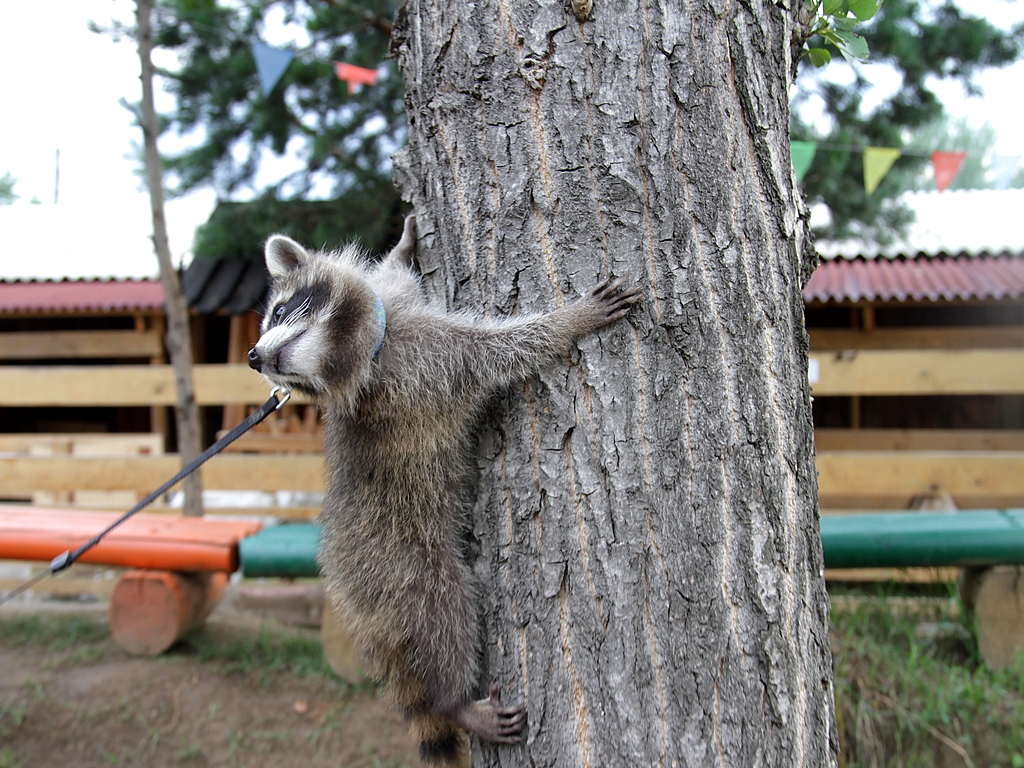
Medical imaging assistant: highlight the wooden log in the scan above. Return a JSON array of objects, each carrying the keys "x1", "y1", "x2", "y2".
[
  {"x1": 108, "y1": 570, "x2": 227, "y2": 656},
  {"x1": 320, "y1": 597, "x2": 367, "y2": 684},
  {"x1": 234, "y1": 584, "x2": 324, "y2": 627},
  {"x1": 960, "y1": 566, "x2": 1024, "y2": 671}
]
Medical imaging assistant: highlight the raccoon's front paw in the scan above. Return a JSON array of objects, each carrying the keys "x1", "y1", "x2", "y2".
[
  {"x1": 454, "y1": 679, "x2": 527, "y2": 745},
  {"x1": 588, "y1": 277, "x2": 642, "y2": 327}
]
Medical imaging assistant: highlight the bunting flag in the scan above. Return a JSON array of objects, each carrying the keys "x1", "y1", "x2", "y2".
[
  {"x1": 932, "y1": 151, "x2": 966, "y2": 192},
  {"x1": 991, "y1": 154, "x2": 1021, "y2": 191},
  {"x1": 790, "y1": 141, "x2": 817, "y2": 183},
  {"x1": 335, "y1": 62, "x2": 379, "y2": 94},
  {"x1": 252, "y1": 42, "x2": 294, "y2": 96},
  {"x1": 863, "y1": 147, "x2": 901, "y2": 195}
]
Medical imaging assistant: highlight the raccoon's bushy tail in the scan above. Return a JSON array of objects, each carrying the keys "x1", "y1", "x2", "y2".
[{"x1": 409, "y1": 711, "x2": 468, "y2": 767}]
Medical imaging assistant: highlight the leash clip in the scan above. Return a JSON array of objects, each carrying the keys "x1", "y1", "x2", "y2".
[{"x1": 271, "y1": 388, "x2": 292, "y2": 410}]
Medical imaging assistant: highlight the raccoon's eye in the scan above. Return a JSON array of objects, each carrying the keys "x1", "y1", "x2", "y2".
[{"x1": 273, "y1": 304, "x2": 287, "y2": 322}]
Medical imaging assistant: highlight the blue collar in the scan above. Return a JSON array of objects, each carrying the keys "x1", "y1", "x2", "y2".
[{"x1": 371, "y1": 293, "x2": 387, "y2": 359}]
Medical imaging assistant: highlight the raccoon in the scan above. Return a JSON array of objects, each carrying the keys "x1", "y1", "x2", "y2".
[{"x1": 248, "y1": 215, "x2": 640, "y2": 765}]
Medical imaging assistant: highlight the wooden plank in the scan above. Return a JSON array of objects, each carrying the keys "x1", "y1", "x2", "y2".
[
  {"x1": 815, "y1": 429, "x2": 1024, "y2": 452},
  {"x1": 824, "y1": 567, "x2": 959, "y2": 584},
  {"x1": 0, "y1": 364, "x2": 310, "y2": 406},
  {"x1": 0, "y1": 433, "x2": 165, "y2": 456},
  {"x1": 1, "y1": 347, "x2": 1020, "y2": 406},
  {"x1": 0, "y1": 509, "x2": 263, "y2": 571},
  {"x1": 0, "y1": 577, "x2": 118, "y2": 597},
  {"x1": 0, "y1": 329, "x2": 163, "y2": 360},
  {"x1": 221, "y1": 432, "x2": 325, "y2": 454},
  {"x1": 0, "y1": 455, "x2": 325, "y2": 493},
  {"x1": 816, "y1": 451, "x2": 1024, "y2": 500},
  {"x1": 810, "y1": 326, "x2": 1024, "y2": 351},
  {"x1": 808, "y1": 349, "x2": 1024, "y2": 395},
  {"x1": 0, "y1": 502, "x2": 320, "y2": 520}
]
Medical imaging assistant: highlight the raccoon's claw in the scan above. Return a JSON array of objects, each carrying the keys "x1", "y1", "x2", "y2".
[
  {"x1": 454, "y1": 678, "x2": 527, "y2": 745},
  {"x1": 591, "y1": 276, "x2": 642, "y2": 322},
  {"x1": 488, "y1": 679, "x2": 528, "y2": 739}
]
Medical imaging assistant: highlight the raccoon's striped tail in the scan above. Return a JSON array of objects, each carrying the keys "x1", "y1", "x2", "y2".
[{"x1": 409, "y1": 712, "x2": 468, "y2": 767}]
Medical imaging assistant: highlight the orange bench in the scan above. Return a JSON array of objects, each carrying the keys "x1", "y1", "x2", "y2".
[{"x1": 0, "y1": 506, "x2": 262, "y2": 655}]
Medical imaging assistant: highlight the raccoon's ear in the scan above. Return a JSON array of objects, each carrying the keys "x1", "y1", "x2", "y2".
[{"x1": 265, "y1": 235, "x2": 309, "y2": 278}]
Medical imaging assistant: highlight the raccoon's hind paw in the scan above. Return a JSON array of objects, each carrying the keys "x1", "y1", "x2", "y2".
[
  {"x1": 385, "y1": 213, "x2": 418, "y2": 267},
  {"x1": 590, "y1": 276, "x2": 642, "y2": 324},
  {"x1": 454, "y1": 679, "x2": 527, "y2": 745}
]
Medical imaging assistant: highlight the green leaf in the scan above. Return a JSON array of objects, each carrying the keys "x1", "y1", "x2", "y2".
[
  {"x1": 822, "y1": 0, "x2": 846, "y2": 17},
  {"x1": 831, "y1": 16, "x2": 860, "y2": 31},
  {"x1": 808, "y1": 47, "x2": 832, "y2": 67},
  {"x1": 834, "y1": 31, "x2": 870, "y2": 62},
  {"x1": 849, "y1": 0, "x2": 881, "y2": 21}
]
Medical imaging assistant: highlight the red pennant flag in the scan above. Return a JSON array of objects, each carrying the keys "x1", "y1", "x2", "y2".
[
  {"x1": 334, "y1": 62, "x2": 378, "y2": 94},
  {"x1": 932, "y1": 151, "x2": 966, "y2": 193}
]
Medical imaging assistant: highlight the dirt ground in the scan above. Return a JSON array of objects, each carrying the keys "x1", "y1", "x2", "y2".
[{"x1": 0, "y1": 598, "x2": 421, "y2": 768}]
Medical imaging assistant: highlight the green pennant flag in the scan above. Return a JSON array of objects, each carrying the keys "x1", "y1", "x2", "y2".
[
  {"x1": 863, "y1": 147, "x2": 901, "y2": 195},
  {"x1": 791, "y1": 141, "x2": 818, "y2": 183}
]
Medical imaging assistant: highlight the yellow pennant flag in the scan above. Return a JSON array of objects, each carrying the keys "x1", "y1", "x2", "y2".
[{"x1": 863, "y1": 147, "x2": 902, "y2": 195}]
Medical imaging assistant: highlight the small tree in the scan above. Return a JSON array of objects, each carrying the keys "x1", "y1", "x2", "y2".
[
  {"x1": 137, "y1": 0, "x2": 204, "y2": 516},
  {"x1": 392, "y1": 0, "x2": 835, "y2": 764}
]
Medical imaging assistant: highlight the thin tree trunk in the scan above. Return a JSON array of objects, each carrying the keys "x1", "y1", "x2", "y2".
[
  {"x1": 392, "y1": 0, "x2": 836, "y2": 765},
  {"x1": 137, "y1": 0, "x2": 203, "y2": 517}
]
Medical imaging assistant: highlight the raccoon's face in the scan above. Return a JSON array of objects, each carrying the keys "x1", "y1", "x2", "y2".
[{"x1": 249, "y1": 235, "x2": 376, "y2": 398}]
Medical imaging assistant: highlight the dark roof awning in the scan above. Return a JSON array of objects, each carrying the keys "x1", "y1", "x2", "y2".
[{"x1": 183, "y1": 258, "x2": 268, "y2": 315}]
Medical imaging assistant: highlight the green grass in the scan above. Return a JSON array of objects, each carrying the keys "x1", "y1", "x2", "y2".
[
  {"x1": 4, "y1": 597, "x2": 1024, "y2": 765},
  {"x1": 0, "y1": 613, "x2": 108, "y2": 651},
  {"x1": 832, "y1": 588, "x2": 1024, "y2": 767},
  {"x1": 180, "y1": 625, "x2": 338, "y2": 681}
]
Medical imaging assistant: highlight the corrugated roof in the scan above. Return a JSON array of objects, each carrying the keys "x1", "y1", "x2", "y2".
[
  {"x1": 0, "y1": 279, "x2": 165, "y2": 314},
  {"x1": 804, "y1": 254, "x2": 1024, "y2": 304},
  {"x1": 183, "y1": 258, "x2": 269, "y2": 315},
  {"x1": 816, "y1": 189, "x2": 1024, "y2": 260}
]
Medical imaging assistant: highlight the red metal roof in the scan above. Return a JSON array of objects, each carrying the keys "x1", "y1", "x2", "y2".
[
  {"x1": 803, "y1": 254, "x2": 1024, "y2": 304},
  {"x1": 0, "y1": 279, "x2": 166, "y2": 314}
]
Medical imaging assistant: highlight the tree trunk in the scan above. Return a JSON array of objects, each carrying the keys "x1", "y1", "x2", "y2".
[
  {"x1": 391, "y1": 0, "x2": 837, "y2": 765},
  {"x1": 137, "y1": 0, "x2": 203, "y2": 517}
]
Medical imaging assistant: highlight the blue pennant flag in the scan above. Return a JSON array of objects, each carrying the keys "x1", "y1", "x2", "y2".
[{"x1": 252, "y1": 42, "x2": 294, "y2": 96}]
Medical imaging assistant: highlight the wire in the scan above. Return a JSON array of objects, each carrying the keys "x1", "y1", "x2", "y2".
[{"x1": 0, "y1": 389, "x2": 289, "y2": 607}]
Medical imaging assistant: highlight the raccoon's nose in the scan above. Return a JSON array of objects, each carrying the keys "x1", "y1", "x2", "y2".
[{"x1": 247, "y1": 347, "x2": 262, "y2": 372}]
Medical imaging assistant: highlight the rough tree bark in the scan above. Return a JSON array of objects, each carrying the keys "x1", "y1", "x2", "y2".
[
  {"x1": 391, "y1": 0, "x2": 836, "y2": 765},
  {"x1": 137, "y1": 0, "x2": 204, "y2": 517}
]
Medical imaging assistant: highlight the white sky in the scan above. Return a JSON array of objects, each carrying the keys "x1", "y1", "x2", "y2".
[{"x1": 0, "y1": 1, "x2": 1022, "y2": 280}]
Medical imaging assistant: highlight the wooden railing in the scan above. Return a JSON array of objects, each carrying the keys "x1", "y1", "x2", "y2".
[
  {"x1": 1, "y1": 450, "x2": 1021, "y2": 514},
  {"x1": 807, "y1": 349, "x2": 1024, "y2": 395},
  {"x1": 1, "y1": 349, "x2": 1021, "y2": 406},
  {"x1": 1, "y1": 343, "x2": 1022, "y2": 514}
]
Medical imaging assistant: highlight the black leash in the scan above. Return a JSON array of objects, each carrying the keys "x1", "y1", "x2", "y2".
[{"x1": 0, "y1": 389, "x2": 291, "y2": 607}]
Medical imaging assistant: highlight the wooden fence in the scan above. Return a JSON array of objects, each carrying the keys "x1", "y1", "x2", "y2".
[
  {"x1": 0, "y1": 343, "x2": 1022, "y2": 514},
  {"x1": 1, "y1": 451, "x2": 1021, "y2": 514}
]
